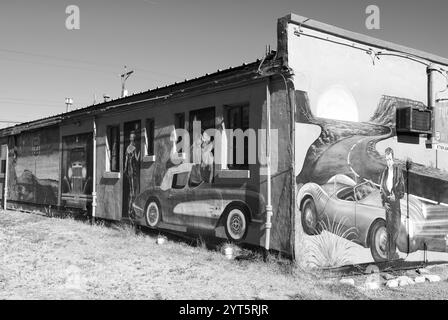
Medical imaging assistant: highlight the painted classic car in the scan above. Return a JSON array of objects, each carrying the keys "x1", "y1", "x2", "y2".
[
  {"x1": 297, "y1": 174, "x2": 448, "y2": 262},
  {"x1": 132, "y1": 163, "x2": 265, "y2": 242}
]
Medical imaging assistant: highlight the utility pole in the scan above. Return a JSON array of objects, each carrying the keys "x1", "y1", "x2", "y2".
[{"x1": 120, "y1": 66, "x2": 134, "y2": 98}]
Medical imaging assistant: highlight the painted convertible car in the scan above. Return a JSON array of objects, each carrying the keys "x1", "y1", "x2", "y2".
[
  {"x1": 297, "y1": 174, "x2": 448, "y2": 262},
  {"x1": 132, "y1": 163, "x2": 265, "y2": 242}
]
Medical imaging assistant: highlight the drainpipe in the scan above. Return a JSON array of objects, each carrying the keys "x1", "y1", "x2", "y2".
[
  {"x1": 426, "y1": 64, "x2": 437, "y2": 149},
  {"x1": 264, "y1": 79, "x2": 273, "y2": 252},
  {"x1": 3, "y1": 144, "x2": 8, "y2": 210},
  {"x1": 92, "y1": 117, "x2": 97, "y2": 223}
]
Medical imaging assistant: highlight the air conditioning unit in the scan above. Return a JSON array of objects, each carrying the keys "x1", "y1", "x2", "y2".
[{"x1": 396, "y1": 106, "x2": 432, "y2": 134}]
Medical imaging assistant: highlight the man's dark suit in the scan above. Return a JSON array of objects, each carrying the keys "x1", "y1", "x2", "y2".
[{"x1": 379, "y1": 164, "x2": 405, "y2": 260}]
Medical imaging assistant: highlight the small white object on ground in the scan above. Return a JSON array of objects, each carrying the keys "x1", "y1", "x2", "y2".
[
  {"x1": 339, "y1": 278, "x2": 355, "y2": 286},
  {"x1": 224, "y1": 246, "x2": 234, "y2": 259},
  {"x1": 425, "y1": 274, "x2": 441, "y2": 282},
  {"x1": 386, "y1": 279, "x2": 399, "y2": 288},
  {"x1": 414, "y1": 276, "x2": 426, "y2": 284},
  {"x1": 156, "y1": 236, "x2": 166, "y2": 245},
  {"x1": 397, "y1": 276, "x2": 414, "y2": 286},
  {"x1": 365, "y1": 281, "x2": 380, "y2": 290}
]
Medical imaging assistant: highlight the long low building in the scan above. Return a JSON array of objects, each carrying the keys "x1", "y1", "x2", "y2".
[{"x1": 1, "y1": 13, "x2": 448, "y2": 265}]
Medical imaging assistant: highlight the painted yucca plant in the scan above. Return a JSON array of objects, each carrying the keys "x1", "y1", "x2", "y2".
[{"x1": 308, "y1": 215, "x2": 358, "y2": 269}]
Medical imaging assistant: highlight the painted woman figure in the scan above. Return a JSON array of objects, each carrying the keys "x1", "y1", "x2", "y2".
[
  {"x1": 379, "y1": 147, "x2": 405, "y2": 260},
  {"x1": 124, "y1": 131, "x2": 140, "y2": 217},
  {"x1": 201, "y1": 131, "x2": 214, "y2": 183}
]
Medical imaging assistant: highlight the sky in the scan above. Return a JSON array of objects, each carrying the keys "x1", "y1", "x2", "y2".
[{"x1": 0, "y1": 0, "x2": 447, "y2": 128}]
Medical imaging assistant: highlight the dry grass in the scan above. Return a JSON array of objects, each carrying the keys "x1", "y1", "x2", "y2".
[
  {"x1": 5, "y1": 209, "x2": 448, "y2": 300},
  {"x1": 0, "y1": 209, "x2": 372, "y2": 300}
]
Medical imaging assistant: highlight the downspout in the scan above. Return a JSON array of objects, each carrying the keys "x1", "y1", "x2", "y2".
[
  {"x1": 264, "y1": 79, "x2": 273, "y2": 251},
  {"x1": 422, "y1": 64, "x2": 437, "y2": 260},
  {"x1": 92, "y1": 117, "x2": 97, "y2": 223},
  {"x1": 3, "y1": 144, "x2": 8, "y2": 210},
  {"x1": 426, "y1": 64, "x2": 437, "y2": 149}
]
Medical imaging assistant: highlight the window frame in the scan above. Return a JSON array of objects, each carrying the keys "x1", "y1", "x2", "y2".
[
  {"x1": 224, "y1": 104, "x2": 250, "y2": 170},
  {"x1": 106, "y1": 124, "x2": 121, "y2": 173},
  {"x1": 144, "y1": 118, "x2": 155, "y2": 157}
]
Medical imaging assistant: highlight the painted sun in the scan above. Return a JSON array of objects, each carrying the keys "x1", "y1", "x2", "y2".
[{"x1": 315, "y1": 85, "x2": 359, "y2": 122}]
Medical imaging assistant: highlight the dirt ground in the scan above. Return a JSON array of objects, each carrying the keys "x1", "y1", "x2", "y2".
[{"x1": 1, "y1": 209, "x2": 448, "y2": 300}]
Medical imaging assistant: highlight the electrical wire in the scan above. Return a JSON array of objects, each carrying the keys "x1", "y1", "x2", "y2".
[{"x1": 0, "y1": 47, "x2": 184, "y2": 80}]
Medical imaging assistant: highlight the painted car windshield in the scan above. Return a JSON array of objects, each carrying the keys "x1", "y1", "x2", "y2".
[
  {"x1": 337, "y1": 187, "x2": 356, "y2": 201},
  {"x1": 354, "y1": 182, "x2": 376, "y2": 201},
  {"x1": 172, "y1": 171, "x2": 189, "y2": 189}
]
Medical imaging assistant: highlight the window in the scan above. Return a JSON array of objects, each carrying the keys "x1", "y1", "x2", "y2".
[
  {"x1": 145, "y1": 118, "x2": 155, "y2": 156},
  {"x1": 175, "y1": 112, "x2": 185, "y2": 130},
  {"x1": 0, "y1": 160, "x2": 5, "y2": 174},
  {"x1": 225, "y1": 105, "x2": 249, "y2": 170},
  {"x1": 106, "y1": 125, "x2": 120, "y2": 172},
  {"x1": 0, "y1": 145, "x2": 6, "y2": 174},
  {"x1": 174, "y1": 112, "x2": 186, "y2": 150},
  {"x1": 172, "y1": 172, "x2": 189, "y2": 189}
]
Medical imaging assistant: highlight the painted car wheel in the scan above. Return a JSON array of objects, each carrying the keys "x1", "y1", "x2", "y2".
[
  {"x1": 369, "y1": 219, "x2": 388, "y2": 262},
  {"x1": 145, "y1": 201, "x2": 161, "y2": 228},
  {"x1": 301, "y1": 198, "x2": 321, "y2": 235},
  {"x1": 225, "y1": 207, "x2": 248, "y2": 242}
]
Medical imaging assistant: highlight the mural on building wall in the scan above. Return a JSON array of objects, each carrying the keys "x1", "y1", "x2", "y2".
[
  {"x1": 288, "y1": 24, "x2": 448, "y2": 266},
  {"x1": 132, "y1": 107, "x2": 264, "y2": 243},
  {"x1": 7, "y1": 126, "x2": 59, "y2": 205},
  {"x1": 61, "y1": 132, "x2": 93, "y2": 207}
]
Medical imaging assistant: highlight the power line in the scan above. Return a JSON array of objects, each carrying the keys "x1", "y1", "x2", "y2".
[
  {"x1": 0, "y1": 55, "x2": 117, "y2": 76},
  {"x1": 0, "y1": 100, "x2": 84, "y2": 108},
  {"x1": 0, "y1": 47, "x2": 184, "y2": 79},
  {"x1": 0, "y1": 97, "x2": 89, "y2": 104}
]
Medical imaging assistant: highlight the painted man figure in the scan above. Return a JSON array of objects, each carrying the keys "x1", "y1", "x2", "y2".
[
  {"x1": 379, "y1": 147, "x2": 405, "y2": 260},
  {"x1": 124, "y1": 131, "x2": 140, "y2": 218}
]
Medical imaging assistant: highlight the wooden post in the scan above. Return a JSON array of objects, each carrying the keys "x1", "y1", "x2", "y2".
[{"x1": 92, "y1": 118, "x2": 97, "y2": 224}]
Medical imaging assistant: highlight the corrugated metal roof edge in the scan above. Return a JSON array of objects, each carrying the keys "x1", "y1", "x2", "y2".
[{"x1": 0, "y1": 53, "x2": 277, "y2": 136}]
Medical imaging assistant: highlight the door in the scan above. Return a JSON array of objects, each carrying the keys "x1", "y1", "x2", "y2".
[
  {"x1": 166, "y1": 170, "x2": 194, "y2": 227},
  {"x1": 122, "y1": 120, "x2": 141, "y2": 218}
]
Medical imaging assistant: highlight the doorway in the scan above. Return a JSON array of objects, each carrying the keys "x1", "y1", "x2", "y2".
[
  {"x1": 122, "y1": 120, "x2": 141, "y2": 218},
  {"x1": 189, "y1": 107, "x2": 215, "y2": 183}
]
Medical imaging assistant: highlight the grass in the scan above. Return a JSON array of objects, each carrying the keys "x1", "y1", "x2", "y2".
[
  {"x1": 3, "y1": 209, "x2": 448, "y2": 299},
  {"x1": 0, "y1": 209, "x2": 373, "y2": 300}
]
